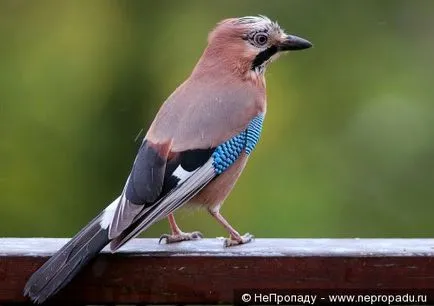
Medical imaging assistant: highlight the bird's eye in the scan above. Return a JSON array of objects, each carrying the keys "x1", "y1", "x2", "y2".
[{"x1": 254, "y1": 33, "x2": 268, "y2": 46}]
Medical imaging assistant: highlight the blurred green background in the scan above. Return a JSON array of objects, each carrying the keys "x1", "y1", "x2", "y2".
[{"x1": 1, "y1": 0, "x2": 434, "y2": 239}]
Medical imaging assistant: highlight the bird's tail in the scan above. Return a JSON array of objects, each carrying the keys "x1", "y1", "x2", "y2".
[{"x1": 24, "y1": 210, "x2": 111, "y2": 304}]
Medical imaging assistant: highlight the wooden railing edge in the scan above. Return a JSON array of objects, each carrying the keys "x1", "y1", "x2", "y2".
[{"x1": 1, "y1": 238, "x2": 434, "y2": 304}]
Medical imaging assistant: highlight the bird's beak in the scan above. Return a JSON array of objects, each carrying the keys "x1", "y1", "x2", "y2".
[{"x1": 278, "y1": 34, "x2": 312, "y2": 51}]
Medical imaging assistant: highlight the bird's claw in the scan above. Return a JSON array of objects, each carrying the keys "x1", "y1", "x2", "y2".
[
  {"x1": 159, "y1": 231, "x2": 203, "y2": 244},
  {"x1": 224, "y1": 232, "x2": 254, "y2": 247}
]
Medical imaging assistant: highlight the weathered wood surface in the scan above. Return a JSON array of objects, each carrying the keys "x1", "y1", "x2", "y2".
[{"x1": 1, "y1": 238, "x2": 434, "y2": 304}]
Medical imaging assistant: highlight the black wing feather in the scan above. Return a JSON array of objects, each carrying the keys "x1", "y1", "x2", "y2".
[{"x1": 125, "y1": 140, "x2": 167, "y2": 205}]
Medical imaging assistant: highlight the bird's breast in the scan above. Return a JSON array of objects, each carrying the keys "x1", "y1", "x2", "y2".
[{"x1": 190, "y1": 152, "x2": 249, "y2": 208}]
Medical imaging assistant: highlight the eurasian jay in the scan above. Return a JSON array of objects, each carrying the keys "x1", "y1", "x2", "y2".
[{"x1": 24, "y1": 15, "x2": 311, "y2": 303}]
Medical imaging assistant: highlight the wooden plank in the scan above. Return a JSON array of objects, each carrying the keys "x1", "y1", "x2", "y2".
[{"x1": 1, "y1": 238, "x2": 434, "y2": 304}]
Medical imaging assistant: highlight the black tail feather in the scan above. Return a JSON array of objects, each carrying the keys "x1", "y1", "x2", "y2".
[{"x1": 24, "y1": 213, "x2": 110, "y2": 304}]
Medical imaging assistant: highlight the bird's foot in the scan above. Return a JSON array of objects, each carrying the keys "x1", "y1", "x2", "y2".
[
  {"x1": 159, "y1": 231, "x2": 203, "y2": 244},
  {"x1": 224, "y1": 232, "x2": 254, "y2": 247}
]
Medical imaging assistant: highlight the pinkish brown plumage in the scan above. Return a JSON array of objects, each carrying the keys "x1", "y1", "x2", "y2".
[
  {"x1": 24, "y1": 16, "x2": 312, "y2": 304},
  {"x1": 146, "y1": 19, "x2": 270, "y2": 151}
]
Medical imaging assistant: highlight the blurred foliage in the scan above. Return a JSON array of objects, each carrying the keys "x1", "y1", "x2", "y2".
[{"x1": 1, "y1": 0, "x2": 434, "y2": 239}]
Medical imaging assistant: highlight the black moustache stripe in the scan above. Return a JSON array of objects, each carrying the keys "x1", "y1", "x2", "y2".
[{"x1": 251, "y1": 45, "x2": 278, "y2": 69}]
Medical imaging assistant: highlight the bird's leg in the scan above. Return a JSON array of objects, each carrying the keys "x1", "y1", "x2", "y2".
[
  {"x1": 209, "y1": 208, "x2": 254, "y2": 247},
  {"x1": 159, "y1": 213, "x2": 203, "y2": 244}
]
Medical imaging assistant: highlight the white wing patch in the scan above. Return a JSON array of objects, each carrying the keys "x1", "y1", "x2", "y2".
[
  {"x1": 108, "y1": 192, "x2": 143, "y2": 239},
  {"x1": 100, "y1": 196, "x2": 120, "y2": 229},
  {"x1": 173, "y1": 165, "x2": 194, "y2": 183}
]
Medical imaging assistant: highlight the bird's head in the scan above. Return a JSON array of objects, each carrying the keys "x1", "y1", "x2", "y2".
[{"x1": 200, "y1": 15, "x2": 312, "y2": 78}]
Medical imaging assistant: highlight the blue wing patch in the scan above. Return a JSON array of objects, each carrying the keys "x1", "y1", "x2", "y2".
[{"x1": 212, "y1": 113, "x2": 265, "y2": 174}]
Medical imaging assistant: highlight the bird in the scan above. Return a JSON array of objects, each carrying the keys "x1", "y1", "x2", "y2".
[{"x1": 24, "y1": 15, "x2": 312, "y2": 304}]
